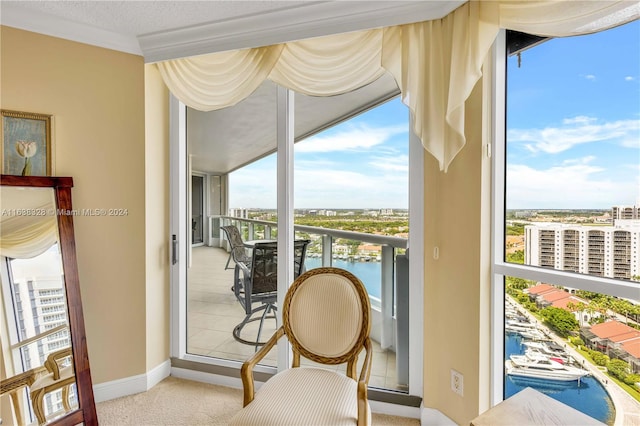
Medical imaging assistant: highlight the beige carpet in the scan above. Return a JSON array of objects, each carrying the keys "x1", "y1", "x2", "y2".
[{"x1": 96, "y1": 376, "x2": 419, "y2": 425}]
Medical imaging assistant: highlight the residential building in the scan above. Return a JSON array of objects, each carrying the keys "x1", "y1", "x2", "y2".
[
  {"x1": 525, "y1": 284, "x2": 601, "y2": 325},
  {"x1": 612, "y1": 205, "x2": 639, "y2": 220},
  {"x1": 525, "y1": 222, "x2": 640, "y2": 280},
  {"x1": 581, "y1": 321, "x2": 640, "y2": 373}
]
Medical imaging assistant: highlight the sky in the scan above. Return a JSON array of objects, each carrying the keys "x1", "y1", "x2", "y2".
[
  {"x1": 506, "y1": 20, "x2": 640, "y2": 209},
  {"x1": 230, "y1": 98, "x2": 410, "y2": 209},
  {"x1": 230, "y1": 20, "x2": 639, "y2": 210}
]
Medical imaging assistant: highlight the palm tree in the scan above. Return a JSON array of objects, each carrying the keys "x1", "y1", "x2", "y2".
[{"x1": 576, "y1": 302, "x2": 587, "y2": 327}]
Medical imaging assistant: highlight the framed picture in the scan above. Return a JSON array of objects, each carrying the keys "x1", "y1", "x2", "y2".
[{"x1": 1, "y1": 110, "x2": 52, "y2": 176}]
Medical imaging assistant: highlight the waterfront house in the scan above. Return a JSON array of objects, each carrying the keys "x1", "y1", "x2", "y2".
[
  {"x1": 581, "y1": 321, "x2": 640, "y2": 373},
  {"x1": 1, "y1": 2, "x2": 637, "y2": 425}
]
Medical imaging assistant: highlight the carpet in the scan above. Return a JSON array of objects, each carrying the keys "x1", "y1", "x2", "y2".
[{"x1": 96, "y1": 376, "x2": 419, "y2": 425}]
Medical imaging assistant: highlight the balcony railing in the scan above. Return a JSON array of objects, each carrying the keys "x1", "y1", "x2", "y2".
[{"x1": 209, "y1": 215, "x2": 408, "y2": 353}]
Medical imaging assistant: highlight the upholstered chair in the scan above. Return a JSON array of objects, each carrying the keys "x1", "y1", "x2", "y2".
[{"x1": 29, "y1": 347, "x2": 76, "y2": 424}]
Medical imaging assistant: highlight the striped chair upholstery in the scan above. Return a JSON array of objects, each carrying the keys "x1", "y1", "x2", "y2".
[{"x1": 229, "y1": 267, "x2": 372, "y2": 426}]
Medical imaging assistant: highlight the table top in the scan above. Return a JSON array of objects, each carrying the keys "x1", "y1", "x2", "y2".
[
  {"x1": 243, "y1": 239, "x2": 277, "y2": 247},
  {"x1": 470, "y1": 387, "x2": 604, "y2": 426}
]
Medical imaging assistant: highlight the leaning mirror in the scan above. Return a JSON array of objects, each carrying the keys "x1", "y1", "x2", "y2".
[{"x1": 0, "y1": 175, "x2": 97, "y2": 425}]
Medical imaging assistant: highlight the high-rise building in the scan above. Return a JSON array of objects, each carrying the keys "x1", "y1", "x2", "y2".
[
  {"x1": 525, "y1": 220, "x2": 640, "y2": 280},
  {"x1": 612, "y1": 205, "x2": 639, "y2": 220},
  {"x1": 8, "y1": 245, "x2": 74, "y2": 417}
]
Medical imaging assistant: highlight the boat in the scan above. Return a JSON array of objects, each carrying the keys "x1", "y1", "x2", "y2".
[
  {"x1": 505, "y1": 353, "x2": 590, "y2": 382},
  {"x1": 522, "y1": 341, "x2": 572, "y2": 364},
  {"x1": 523, "y1": 348, "x2": 566, "y2": 365},
  {"x1": 505, "y1": 322, "x2": 547, "y2": 340}
]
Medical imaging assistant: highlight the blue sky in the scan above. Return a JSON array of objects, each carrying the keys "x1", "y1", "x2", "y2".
[
  {"x1": 506, "y1": 20, "x2": 640, "y2": 209},
  {"x1": 230, "y1": 98, "x2": 410, "y2": 209},
  {"x1": 231, "y1": 20, "x2": 639, "y2": 210}
]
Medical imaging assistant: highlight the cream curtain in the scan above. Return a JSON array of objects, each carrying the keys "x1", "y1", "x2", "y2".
[
  {"x1": 156, "y1": 0, "x2": 638, "y2": 171},
  {"x1": 0, "y1": 188, "x2": 58, "y2": 259},
  {"x1": 270, "y1": 30, "x2": 386, "y2": 96}
]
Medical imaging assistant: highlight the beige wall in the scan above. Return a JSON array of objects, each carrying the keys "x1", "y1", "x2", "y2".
[
  {"x1": 423, "y1": 78, "x2": 492, "y2": 424},
  {"x1": 144, "y1": 64, "x2": 170, "y2": 369},
  {"x1": 2, "y1": 24, "x2": 493, "y2": 423},
  {"x1": 1, "y1": 26, "x2": 168, "y2": 384}
]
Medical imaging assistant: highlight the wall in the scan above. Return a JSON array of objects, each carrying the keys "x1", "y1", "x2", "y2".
[
  {"x1": 422, "y1": 77, "x2": 492, "y2": 424},
  {"x1": 0, "y1": 26, "x2": 160, "y2": 385},
  {"x1": 144, "y1": 64, "x2": 170, "y2": 370}
]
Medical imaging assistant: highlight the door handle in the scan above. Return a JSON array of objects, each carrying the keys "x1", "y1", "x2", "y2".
[{"x1": 172, "y1": 234, "x2": 178, "y2": 265}]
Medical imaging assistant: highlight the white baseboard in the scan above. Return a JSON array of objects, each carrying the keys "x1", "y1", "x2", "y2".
[
  {"x1": 170, "y1": 366, "x2": 263, "y2": 391},
  {"x1": 421, "y1": 405, "x2": 457, "y2": 425},
  {"x1": 172, "y1": 366, "x2": 429, "y2": 421},
  {"x1": 93, "y1": 359, "x2": 171, "y2": 403},
  {"x1": 97, "y1": 363, "x2": 454, "y2": 425}
]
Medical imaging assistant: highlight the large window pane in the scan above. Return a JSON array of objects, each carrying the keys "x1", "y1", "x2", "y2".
[
  {"x1": 504, "y1": 276, "x2": 622, "y2": 424},
  {"x1": 501, "y1": 21, "x2": 640, "y2": 425},
  {"x1": 505, "y1": 21, "x2": 640, "y2": 283}
]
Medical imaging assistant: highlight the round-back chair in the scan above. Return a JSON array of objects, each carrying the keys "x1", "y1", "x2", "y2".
[{"x1": 230, "y1": 267, "x2": 373, "y2": 426}]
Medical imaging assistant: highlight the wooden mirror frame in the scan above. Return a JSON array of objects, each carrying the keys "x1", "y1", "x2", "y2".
[{"x1": 1, "y1": 175, "x2": 97, "y2": 425}]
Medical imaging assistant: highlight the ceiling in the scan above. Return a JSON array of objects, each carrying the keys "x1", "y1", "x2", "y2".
[{"x1": 1, "y1": 1, "x2": 464, "y2": 174}]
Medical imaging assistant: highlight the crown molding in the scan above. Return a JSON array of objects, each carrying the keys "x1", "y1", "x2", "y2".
[
  {"x1": 0, "y1": 2, "x2": 142, "y2": 56},
  {"x1": 139, "y1": 1, "x2": 465, "y2": 63},
  {"x1": 0, "y1": 1, "x2": 464, "y2": 62}
]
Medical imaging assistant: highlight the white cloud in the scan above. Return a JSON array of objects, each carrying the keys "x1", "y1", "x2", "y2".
[
  {"x1": 584, "y1": 74, "x2": 596, "y2": 81},
  {"x1": 508, "y1": 117, "x2": 640, "y2": 153},
  {"x1": 625, "y1": 76, "x2": 635, "y2": 81},
  {"x1": 562, "y1": 116, "x2": 596, "y2": 125},
  {"x1": 230, "y1": 155, "x2": 409, "y2": 209},
  {"x1": 296, "y1": 123, "x2": 406, "y2": 153},
  {"x1": 507, "y1": 159, "x2": 640, "y2": 209},
  {"x1": 291, "y1": 155, "x2": 408, "y2": 208},
  {"x1": 368, "y1": 154, "x2": 409, "y2": 173}
]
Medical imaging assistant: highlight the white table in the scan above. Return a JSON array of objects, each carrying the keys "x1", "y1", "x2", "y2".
[{"x1": 470, "y1": 387, "x2": 604, "y2": 426}]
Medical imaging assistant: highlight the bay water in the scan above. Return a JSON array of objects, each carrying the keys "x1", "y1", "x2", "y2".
[{"x1": 505, "y1": 333, "x2": 615, "y2": 424}]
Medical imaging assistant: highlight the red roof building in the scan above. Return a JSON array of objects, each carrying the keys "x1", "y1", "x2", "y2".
[{"x1": 526, "y1": 283, "x2": 556, "y2": 295}]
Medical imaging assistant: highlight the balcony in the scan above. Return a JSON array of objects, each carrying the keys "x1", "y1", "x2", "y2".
[{"x1": 186, "y1": 215, "x2": 409, "y2": 391}]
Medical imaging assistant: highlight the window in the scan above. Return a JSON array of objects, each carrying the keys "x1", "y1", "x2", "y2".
[
  {"x1": 0, "y1": 243, "x2": 75, "y2": 421},
  {"x1": 494, "y1": 21, "x2": 640, "y2": 423}
]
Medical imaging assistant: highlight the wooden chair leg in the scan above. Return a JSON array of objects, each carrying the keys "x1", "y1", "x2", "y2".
[
  {"x1": 62, "y1": 385, "x2": 71, "y2": 411},
  {"x1": 30, "y1": 388, "x2": 47, "y2": 425},
  {"x1": 9, "y1": 391, "x2": 25, "y2": 426}
]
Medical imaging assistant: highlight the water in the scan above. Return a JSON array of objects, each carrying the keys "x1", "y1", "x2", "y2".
[
  {"x1": 304, "y1": 257, "x2": 381, "y2": 299},
  {"x1": 505, "y1": 333, "x2": 615, "y2": 425},
  {"x1": 304, "y1": 259, "x2": 616, "y2": 425}
]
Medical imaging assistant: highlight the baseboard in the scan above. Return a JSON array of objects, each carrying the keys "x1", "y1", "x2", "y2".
[
  {"x1": 172, "y1": 366, "x2": 427, "y2": 420},
  {"x1": 170, "y1": 366, "x2": 262, "y2": 391},
  {"x1": 93, "y1": 359, "x2": 171, "y2": 403},
  {"x1": 370, "y1": 400, "x2": 420, "y2": 419},
  {"x1": 421, "y1": 405, "x2": 456, "y2": 425},
  {"x1": 96, "y1": 363, "x2": 453, "y2": 424}
]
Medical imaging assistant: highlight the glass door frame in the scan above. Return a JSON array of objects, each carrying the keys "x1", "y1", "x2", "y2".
[{"x1": 169, "y1": 85, "x2": 425, "y2": 398}]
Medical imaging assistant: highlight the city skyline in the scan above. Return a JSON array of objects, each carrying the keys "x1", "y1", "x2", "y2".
[{"x1": 230, "y1": 20, "x2": 639, "y2": 210}]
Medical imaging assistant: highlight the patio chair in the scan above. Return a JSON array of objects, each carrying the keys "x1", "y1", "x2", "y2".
[
  {"x1": 229, "y1": 267, "x2": 372, "y2": 426},
  {"x1": 221, "y1": 225, "x2": 250, "y2": 270},
  {"x1": 232, "y1": 239, "x2": 310, "y2": 348}
]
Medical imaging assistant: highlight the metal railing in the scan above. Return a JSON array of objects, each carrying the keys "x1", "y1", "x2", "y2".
[{"x1": 209, "y1": 214, "x2": 408, "y2": 351}]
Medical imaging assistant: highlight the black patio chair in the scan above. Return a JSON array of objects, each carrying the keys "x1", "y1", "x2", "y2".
[{"x1": 232, "y1": 239, "x2": 310, "y2": 348}]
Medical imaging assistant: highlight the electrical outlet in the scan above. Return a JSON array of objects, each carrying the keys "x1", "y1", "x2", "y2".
[{"x1": 451, "y1": 369, "x2": 464, "y2": 396}]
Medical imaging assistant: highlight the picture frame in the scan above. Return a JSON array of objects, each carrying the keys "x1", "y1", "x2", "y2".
[{"x1": 1, "y1": 110, "x2": 52, "y2": 176}]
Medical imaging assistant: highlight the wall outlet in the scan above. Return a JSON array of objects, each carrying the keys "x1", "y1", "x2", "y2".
[{"x1": 451, "y1": 369, "x2": 464, "y2": 396}]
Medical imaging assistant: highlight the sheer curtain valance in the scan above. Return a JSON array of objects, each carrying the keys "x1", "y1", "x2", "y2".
[
  {"x1": 156, "y1": 0, "x2": 638, "y2": 172},
  {"x1": 0, "y1": 187, "x2": 58, "y2": 259}
]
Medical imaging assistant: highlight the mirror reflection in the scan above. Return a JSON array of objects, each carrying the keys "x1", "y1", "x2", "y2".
[{"x1": 0, "y1": 186, "x2": 78, "y2": 425}]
